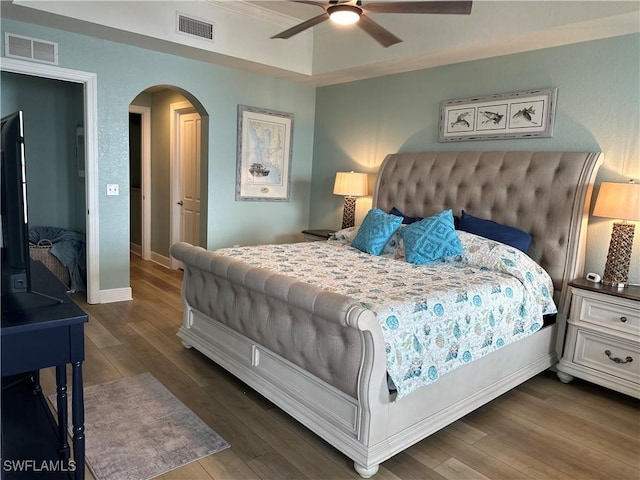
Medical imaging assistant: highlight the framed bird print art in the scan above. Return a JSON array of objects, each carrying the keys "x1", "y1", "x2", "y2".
[{"x1": 438, "y1": 88, "x2": 557, "y2": 142}]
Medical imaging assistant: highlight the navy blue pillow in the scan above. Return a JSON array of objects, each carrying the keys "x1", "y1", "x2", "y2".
[
  {"x1": 389, "y1": 207, "x2": 422, "y2": 225},
  {"x1": 391, "y1": 207, "x2": 460, "y2": 228},
  {"x1": 458, "y1": 210, "x2": 532, "y2": 253}
]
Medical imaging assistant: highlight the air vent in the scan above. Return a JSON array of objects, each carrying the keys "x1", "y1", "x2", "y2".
[
  {"x1": 177, "y1": 13, "x2": 214, "y2": 41},
  {"x1": 4, "y1": 33, "x2": 58, "y2": 65}
]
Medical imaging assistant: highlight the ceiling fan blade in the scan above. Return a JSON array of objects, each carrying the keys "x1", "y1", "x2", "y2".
[
  {"x1": 357, "y1": 15, "x2": 402, "y2": 48},
  {"x1": 271, "y1": 12, "x2": 330, "y2": 39},
  {"x1": 364, "y1": 1, "x2": 472, "y2": 15},
  {"x1": 290, "y1": 0, "x2": 330, "y2": 10}
]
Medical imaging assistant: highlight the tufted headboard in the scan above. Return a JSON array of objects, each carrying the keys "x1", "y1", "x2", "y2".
[{"x1": 373, "y1": 151, "x2": 602, "y2": 313}]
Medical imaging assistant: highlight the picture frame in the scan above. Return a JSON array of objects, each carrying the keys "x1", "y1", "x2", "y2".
[
  {"x1": 236, "y1": 104, "x2": 294, "y2": 201},
  {"x1": 438, "y1": 88, "x2": 557, "y2": 142}
]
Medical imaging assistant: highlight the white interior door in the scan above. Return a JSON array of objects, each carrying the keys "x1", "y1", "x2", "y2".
[{"x1": 178, "y1": 112, "x2": 201, "y2": 246}]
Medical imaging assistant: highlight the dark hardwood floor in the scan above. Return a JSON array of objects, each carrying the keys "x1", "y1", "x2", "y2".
[{"x1": 41, "y1": 256, "x2": 640, "y2": 480}]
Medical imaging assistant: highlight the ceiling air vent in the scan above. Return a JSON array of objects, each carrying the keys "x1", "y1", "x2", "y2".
[
  {"x1": 177, "y1": 13, "x2": 214, "y2": 41},
  {"x1": 4, "y1": 33, "x2": 58, "y2": 65}
]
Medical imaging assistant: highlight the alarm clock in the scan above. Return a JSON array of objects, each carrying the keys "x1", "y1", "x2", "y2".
[{"x1": 586, "y1": 272, "x2": 601, "y2": 283}]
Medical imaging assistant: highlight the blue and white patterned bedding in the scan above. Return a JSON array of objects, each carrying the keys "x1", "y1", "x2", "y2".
[{"x1": 214, "y1": 230, "x2": 557, "y2": 399}]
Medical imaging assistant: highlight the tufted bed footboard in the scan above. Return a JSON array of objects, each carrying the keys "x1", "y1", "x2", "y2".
[
  {"x1": 173, "y1": 243, "x2": 370, "y2": 397},
  {"x1": 170, "y1": 241, "x2": 391, "y2": 476}
]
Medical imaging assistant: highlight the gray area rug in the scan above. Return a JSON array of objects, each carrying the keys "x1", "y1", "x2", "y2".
[{"x1": 49, "y1": 373, "x2": 229, "y2": 480}]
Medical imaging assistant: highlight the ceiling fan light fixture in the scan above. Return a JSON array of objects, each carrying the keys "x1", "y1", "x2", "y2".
[{"x1": 328, "y1": 5, "x2": 361, "y2": 25}]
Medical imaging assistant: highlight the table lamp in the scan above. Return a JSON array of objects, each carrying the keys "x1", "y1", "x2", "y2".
[
  {"x1": 333, "y1": 171, "x2": 368, "y2": 229},
  {"x1": 592, "y1": 180, "x2": 640, "y2": 288}
]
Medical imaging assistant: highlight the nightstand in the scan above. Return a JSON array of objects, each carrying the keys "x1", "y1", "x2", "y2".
[
  {"x1": 301, "y1": 229, "x2": 334, "y2": 242},
  {"x1": 556, "y1": 279, "x2": 640, "y2": 398}
]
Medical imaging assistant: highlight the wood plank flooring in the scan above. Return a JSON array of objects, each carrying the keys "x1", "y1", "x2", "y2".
[{"x1": 41, "y1": 255, "x2": 640, "y2": 480}]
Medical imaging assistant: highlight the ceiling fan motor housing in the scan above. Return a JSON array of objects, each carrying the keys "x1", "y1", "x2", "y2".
[{"x1": 327, "y1": 4, "x2": 362, "y2": 25}]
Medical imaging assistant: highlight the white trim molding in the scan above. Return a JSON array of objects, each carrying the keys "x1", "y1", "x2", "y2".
[
  {"x1": 150, "y1": 251, "x2": 172, "y2": 269},
  {"x1": 98, "y1": 287, "x2": 133, "y2": 304}
]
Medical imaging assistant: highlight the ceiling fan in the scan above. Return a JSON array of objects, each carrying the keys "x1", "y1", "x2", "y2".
[{"x1": 271, "y1": 1, "x2": 473, "y2": 48}]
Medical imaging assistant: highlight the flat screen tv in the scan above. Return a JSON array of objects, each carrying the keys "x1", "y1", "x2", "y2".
[{"x1": 1, "y1": 110, "x2": 31, "y2": 295}]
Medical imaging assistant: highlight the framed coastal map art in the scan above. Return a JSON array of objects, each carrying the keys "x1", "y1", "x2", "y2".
[
  {"x1": 236, "y1": 105, "x2": 294, "y2": 201},
  {"x1": 438, "y1": 88, "x2": 557, "y2": 142}
]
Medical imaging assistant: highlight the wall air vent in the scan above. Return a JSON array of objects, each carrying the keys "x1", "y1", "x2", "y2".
[
  {"x1": 177, "y1": 13, "x2": 214, "y2": 41},
  {"x1": 4, "y1": 33, "x2": 58, "y2": 65}
]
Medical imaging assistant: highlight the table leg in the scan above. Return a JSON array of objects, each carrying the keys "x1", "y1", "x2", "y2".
[
  {"x1": 32, "y1": 369, "x2": 41, "y2": 395},
  {"x1": 71, "y1": 360, "x2": 85, "y2": 480},
  {"x1": 56, "y1": 365, "x2": 70, "y2": 460}
]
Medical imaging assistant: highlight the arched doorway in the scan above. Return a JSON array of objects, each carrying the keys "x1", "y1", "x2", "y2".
[{"x1": 129, "y1": 86, "x2": 209, "y2": 269}]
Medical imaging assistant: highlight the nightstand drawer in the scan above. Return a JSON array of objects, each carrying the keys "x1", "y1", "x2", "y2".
[
  {"x1": 574, "y1": 330, "x2": 640, "y2": 384},
  {"x1": 580, "y1": 297, "x2": 640, "y2": 334}
]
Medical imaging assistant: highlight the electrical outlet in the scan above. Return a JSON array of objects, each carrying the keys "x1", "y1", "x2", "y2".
[{"x1": 106, "y1": 184, "x2": 119, "y2": 196}]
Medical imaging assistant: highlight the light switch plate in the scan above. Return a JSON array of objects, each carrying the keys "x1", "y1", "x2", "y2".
[{"x1": 106, "y1": 184, "x2": 119, "y2": 196}]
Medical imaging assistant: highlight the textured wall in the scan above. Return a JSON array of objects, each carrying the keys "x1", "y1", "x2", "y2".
[
  {"x1": 2, "y1": 18, "x2": 316, "y2": 293},
  {"x1": 310, "y1": 34, "x2": 640, "y2": 284},
  {"x1": 1, "y1": 72, "x2": 85, "y2": 233}
]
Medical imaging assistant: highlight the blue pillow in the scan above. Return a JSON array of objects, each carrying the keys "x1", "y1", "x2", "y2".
[
  {"x1": 352, "y1": 208, "x2": 403, "y2": 255},
  {"x1": 389, "y1": 207, "x2": 422, "y2": 225},
  {"x1": 401, "y1": 209, "x2": 463, "y2": 264},
  {"x1": 390, "y1": 206, "x2": 460, "y2": 228},
  {"x1": 458, "y1": 210, "x2": 532, "y2": 253}
]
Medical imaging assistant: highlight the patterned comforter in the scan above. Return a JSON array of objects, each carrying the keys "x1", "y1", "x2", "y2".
[{"x1": 214, "y1": 230, "x2": 557, "y2": 399}]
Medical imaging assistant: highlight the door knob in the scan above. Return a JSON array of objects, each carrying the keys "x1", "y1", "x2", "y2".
[{"x1": 177, "y1": 201, "x2": 183, "y2": 206}]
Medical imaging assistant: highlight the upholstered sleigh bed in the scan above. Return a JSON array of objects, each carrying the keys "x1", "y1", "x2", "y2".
[{"x1": 170, "y1": 150, "x2": 601, "y2": 477}]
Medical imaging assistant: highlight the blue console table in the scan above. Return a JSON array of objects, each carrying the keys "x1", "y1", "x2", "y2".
[{"x1": 1, "y1": 261, "x2": 88, "y2": 480}]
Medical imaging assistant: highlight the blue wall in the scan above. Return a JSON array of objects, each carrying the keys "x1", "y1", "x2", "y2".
[
  {"x1": 1, "y1": 72, "x2": 85, "y2": 232},
  {"x1": 1, "y1": 18, "x2": 317, "y2": 292},
  {"x1": 310, "y1": 34, "x2": 640, "y2": 284},
  {"x1": 2, "y1": 15, "x2": 638, "y2": 291}
]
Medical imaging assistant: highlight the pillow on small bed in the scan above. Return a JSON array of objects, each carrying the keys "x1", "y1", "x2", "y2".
[
  {"x1": 401, "y1": 209, "x2": 463, "y2": 264},
  {"x1": 389, "y1": 207, "x2": 422, "y2": 225},
  {"x1": 329, "y1": 226, "x2": 359, "y2": 243},
  {"x1": 351, "y1": 208, "x2": 403, "y2": 255},
  {"x1": 382, "y1": 225, "x2": 405, "y2": 256},
  {"x1": 458, "y1": 210, "x2": 532, "y2": 253}
]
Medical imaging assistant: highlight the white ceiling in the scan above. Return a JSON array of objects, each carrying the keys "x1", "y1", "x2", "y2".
[{"x1": 3, "y1": 1, "x2": 639, "y2": 86}]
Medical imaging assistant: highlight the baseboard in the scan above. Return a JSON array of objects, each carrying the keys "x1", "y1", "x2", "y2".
[
  {"x1": 150, "y1": 251, "x2": 171, "y2": 268},
  {"x1": 98, "y1": 287, "x2": 132, "y2": 303},
  {"x1": 130, "y1": 242, "x2": 142, "y2": 257}
]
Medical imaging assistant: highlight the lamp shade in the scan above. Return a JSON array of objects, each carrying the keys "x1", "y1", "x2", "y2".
[
  {"x1": 333, "y1": 172, "x2": 368, "y2": 197},
  {"x1": 593, "y1": 181, "x2": 640, "y2": 221}
]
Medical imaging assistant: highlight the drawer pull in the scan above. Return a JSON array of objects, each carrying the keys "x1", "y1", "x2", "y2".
[
  {"x1": 604, "y1": 350, "x2": 633, "y2": 364},
  {"x1": 619, "y1": 316, "x2": 627, "y2": 323}
]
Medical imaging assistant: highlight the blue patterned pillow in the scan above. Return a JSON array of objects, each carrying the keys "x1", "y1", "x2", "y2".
[
  {"x1": 401, "y1": 209, "x2": 463, "y2": 264},
  {"x1": 351, "y1": 208, "x2": 403, "y2": 255}
]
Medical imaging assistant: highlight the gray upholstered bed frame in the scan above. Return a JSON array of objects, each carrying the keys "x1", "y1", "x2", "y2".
[{"x1": 170, "y1": 151, "x2": 601, "y2": 477}]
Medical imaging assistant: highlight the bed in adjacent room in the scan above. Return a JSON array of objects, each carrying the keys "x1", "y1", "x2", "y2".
[{"x1": 170, "y1": 150, "x2": 601, "y2": 477}]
